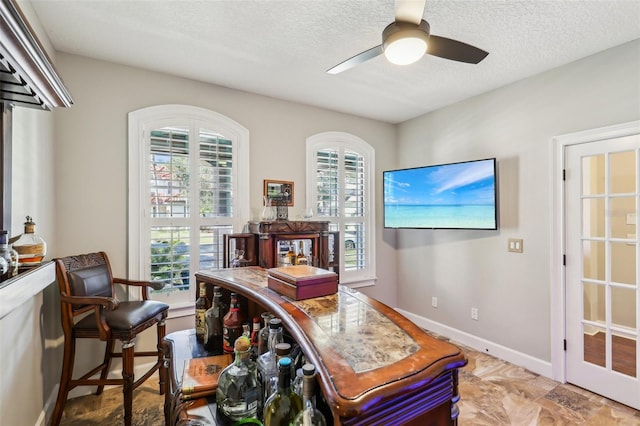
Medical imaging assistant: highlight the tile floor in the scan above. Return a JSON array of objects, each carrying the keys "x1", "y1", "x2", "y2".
[{"x1": 60, "y1": 338, "x2": 640, "y2": 425}]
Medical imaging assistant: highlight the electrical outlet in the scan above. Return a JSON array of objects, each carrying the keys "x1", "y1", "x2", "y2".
[
  {"x1": 431, "y1": 297, "x2": 438, "y2": 308},
  {"x1": 471, "y1": 307, "x2": 479, "y2": 321}
]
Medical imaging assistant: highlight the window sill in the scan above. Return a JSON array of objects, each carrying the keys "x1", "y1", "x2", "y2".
[
  {"x1": 0, "y1": 261, "x2": 55, "y2": 319},
  {"x1": 341, "y1": 276, "x2": 377, "y2": 289}
]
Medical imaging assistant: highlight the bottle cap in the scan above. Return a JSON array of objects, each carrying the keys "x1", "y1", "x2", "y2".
[
  {"x1": 275, "y1": 343, "x2": 291, "y2": 356},
  {"x1": 302, "y1": 363, "x2": 316, "y2": 376},
  {"x1": 278, "y1": 357, "x2": 292, "y2": 368},
  {"x1": 269, "y1": 317, "x2": 282, "y2": 329}
]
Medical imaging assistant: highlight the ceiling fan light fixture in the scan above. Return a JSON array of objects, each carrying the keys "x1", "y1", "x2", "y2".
[{"x1": 382, "y1": 20, "x2": 430, "y2": 66}]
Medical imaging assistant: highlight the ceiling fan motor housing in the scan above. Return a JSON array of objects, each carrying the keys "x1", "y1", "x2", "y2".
[{"x1": 382, "y1": 20, "x2": 431, "y2": 65}]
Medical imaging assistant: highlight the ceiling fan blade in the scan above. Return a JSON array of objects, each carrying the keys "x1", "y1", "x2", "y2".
[
  {"x1": 395, "y1": 0, "x2": 426, "y2": 25},
  {"x1": 327, "y1": 45, "x2": 384, "y2": 74},
  {"x1": 427, "y1": 35, "x2": 489, "y2": 64}
]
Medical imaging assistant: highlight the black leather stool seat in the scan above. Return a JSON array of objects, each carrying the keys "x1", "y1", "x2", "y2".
[{"x1": 74, "y1": 300, "x2": 169, "y2": 333}]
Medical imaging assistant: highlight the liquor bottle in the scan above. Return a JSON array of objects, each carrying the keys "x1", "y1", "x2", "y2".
[
  {"x1": 12, "y1": 216, "x2": 46, "y2": 267},
  {"x1": 264, "y1": 342, "x2": 293, "y2": 400},
  {"x1": 257, "y1": 317, "x2": 284, "y2": 419},
  {"x1": 286, "y1": 243, "x2": 296, "y2": 265},
  {"x1": 243, "y1": 323, "x2": 251, "y2": 338},
  {"x1": 195, "y1": 282, "x2": 210, "y2": 342},
  {"x1": 216, "y1": 335, "x2": 260, "y2": 422},
  {"x1": 250, "y1": 316, "x2": 261, "y2": 356},
  {"x1": 263, "y1": 357, "x2": 303, "y2": 425},
  {"x1": 204, "y1": 285, "x2": 226, "y2": 353},
  {"x1": 292, "y1": 364, "x2": 327, "y2": 426},
  {"x1": 223, "y1": 293, "x2": 245, "y2": 353},
  {"x1": 0, "y1": 230, "x2": 18, "y2": 281},
  {"x1": 257, "y1": 312, "x2": 274, "y2": 356},
  {"x1": 296, "y1": 240, "x2": 308, "y2": 265}
]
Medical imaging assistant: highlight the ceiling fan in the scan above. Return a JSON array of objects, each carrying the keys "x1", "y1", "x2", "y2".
[{"x1": 327, "y1": 0, "x2": 488, "y2": 74}]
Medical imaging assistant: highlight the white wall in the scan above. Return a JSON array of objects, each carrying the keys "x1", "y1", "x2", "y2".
[{"x1": 395, "y1": 40, "x2": 640, "y2": 365}]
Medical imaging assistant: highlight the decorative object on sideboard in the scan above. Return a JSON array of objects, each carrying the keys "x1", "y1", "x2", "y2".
[
  {"x1": 0, "y1": 230, "x2": 19, "y2": 281},
  {"x1": 11, "y1": 216, "x2": 46, "y2": 268},
  {"x1": 261, "y1": 196, "x2": 277, "y2": 221}
]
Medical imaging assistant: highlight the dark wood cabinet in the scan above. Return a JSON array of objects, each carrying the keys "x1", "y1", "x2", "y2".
[{"x1": 224, "y1": 220, "x2": 340, "y2": 280}]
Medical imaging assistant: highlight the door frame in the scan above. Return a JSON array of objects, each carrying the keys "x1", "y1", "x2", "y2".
[{"x1": 550, "y1": 120, "x2": 640, "y2": 383}]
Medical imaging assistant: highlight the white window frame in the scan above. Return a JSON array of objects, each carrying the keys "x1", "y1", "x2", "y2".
[
  {"x1": 306, "y1": 131, "x2": 376, "y2": 287},
  {"x1": 128, "y1": 104, "x2": 249, "y2": 316}
]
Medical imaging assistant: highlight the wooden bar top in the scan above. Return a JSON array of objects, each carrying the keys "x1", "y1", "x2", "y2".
[{"x1": 195, "y1": 267, "x2": 466, "y2": 424}]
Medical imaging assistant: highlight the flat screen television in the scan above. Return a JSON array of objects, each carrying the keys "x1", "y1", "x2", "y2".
[{"x1": 383, "y1": 158, "x2": 498, "y2": 230}]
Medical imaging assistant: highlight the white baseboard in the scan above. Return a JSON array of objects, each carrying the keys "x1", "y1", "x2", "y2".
[{"x1": 396, "y1": 308, "x2": 553, "y2": 379}]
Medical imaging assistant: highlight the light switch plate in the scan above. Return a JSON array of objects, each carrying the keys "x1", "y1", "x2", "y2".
[{"x1": 508, "y1": 238, "x2": 523, "y2": 253}]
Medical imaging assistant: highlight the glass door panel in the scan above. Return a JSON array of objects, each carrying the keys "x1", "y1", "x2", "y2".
[{"x1": 566, "y1": 131, "x2": 639, "y2": 409}]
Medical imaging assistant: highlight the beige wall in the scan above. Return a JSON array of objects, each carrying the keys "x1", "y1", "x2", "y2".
[
  {"x1": 49, "y1": 52, "x2": 398, "y2": 396},
  {"x1": 395, "y1": 39, "x2": 640, "y2": 362}
]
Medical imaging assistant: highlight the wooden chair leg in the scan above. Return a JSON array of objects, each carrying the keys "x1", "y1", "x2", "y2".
[
  {"x1": 122, "y1": 339, "x2": 135, "y2": 426},
  {"x1": 50, "y1": 336, "x2": 76, "y2": 426},
  {"x1": 157, "y1": 319, "x2": 167, "y2": 395},
  {"x1": 96, "y1": 337, "x2": 115, "y2": 395}
]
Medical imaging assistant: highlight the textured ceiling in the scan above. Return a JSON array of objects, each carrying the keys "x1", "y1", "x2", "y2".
[{"x1": 27, "y1": 0, "x2": 640, "y2": 123}]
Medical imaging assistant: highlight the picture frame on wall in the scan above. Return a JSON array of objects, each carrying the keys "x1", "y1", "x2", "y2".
[{"x1": 264, "y1": 180, "x2": 294, "y2": 207}]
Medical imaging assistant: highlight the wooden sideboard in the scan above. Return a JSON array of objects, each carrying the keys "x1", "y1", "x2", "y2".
[
  {"x1": 224, "y1": 221, "x2": 340, "y2": 279},
  {"x1": 167, "y1": 267, "x2": 466, "y2": 425}
]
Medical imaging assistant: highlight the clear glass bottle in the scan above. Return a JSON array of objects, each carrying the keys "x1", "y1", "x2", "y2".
[
  {"x1": 292, "y1": 364, "x2": 327, "y2": 426},
  {"x1": 257, "y1": 312, "x2": 274, "y2": 356},
  {"x1": 204, "y1": 285, "x2": 226, "y2": 353},
  {"x1": 265, "y1": 342, "x2": 292, "y2": 400},
  {"x1": 216, "y1": 336, "x2": 259, "y2": 422},
  {"x1": 12, "y1": 216, "x2": 46, "y2": 267},
  {"x1": 0, "y1": 230, "x2": 18, "y2": 281},
  {"x1": 223, "y1": 293, "x2": 245, "y2": 353},
  {"x1": 195, "y1": 282, "x2": 209, "y2": 342},
  {"x1": 263, "y1": 357, "x2": 303, "y2": 425},
  {"x1": 257, "y1": 317, "x2": 284, "y2": 419}
]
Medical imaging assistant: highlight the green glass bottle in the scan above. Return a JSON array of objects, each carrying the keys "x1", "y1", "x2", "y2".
[{"x1": 262, "y1": 357, "x2": 302, "y2": 425}]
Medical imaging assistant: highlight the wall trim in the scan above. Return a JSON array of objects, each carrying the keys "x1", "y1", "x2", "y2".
[{"x1": 396, "y1": 308, "x2": 553, "y2": 378}]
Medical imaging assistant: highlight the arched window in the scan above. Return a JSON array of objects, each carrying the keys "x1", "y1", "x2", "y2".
[
  {"x1": 306, "y1": 132, "x2": 376, "y2": 286},
  {"x1": 128, "y1": 105, "x2": 249, "y2": 313}
]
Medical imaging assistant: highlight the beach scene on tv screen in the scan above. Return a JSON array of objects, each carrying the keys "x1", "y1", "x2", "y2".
[{"x1": 384, "y1": 159, "x2": 497, "y2": 229}]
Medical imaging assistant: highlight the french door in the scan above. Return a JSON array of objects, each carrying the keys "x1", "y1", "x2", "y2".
[{"x1": 565, "y1": 134, "x2": 639, "y2": 409}]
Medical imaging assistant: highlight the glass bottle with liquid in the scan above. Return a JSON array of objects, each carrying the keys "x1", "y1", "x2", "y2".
[
  {"x1": 223, "y1": 293, "x2": 245, "y2": 353},
  {"x1": 216, "y1": 335, "x2": 259, "y2": 422},
  {"x1": 12, "y1": 216, "x2": 46, "y2": 267},
  {"x1": 263, "y1": 357, "x2": 303, "y2": 425},
  {"x1": 286, "y1": 243, "x2": 296, "y2": 265},
  {"x1": 0, "y1": 230, "x2": 18, "y2": 281},
  {"x1": 257, "y1": 312, "x2": 274, "y2": 356},
  {"x1": 292, "y1": 364, "x2": 327, "y2": 426},
  {"x1": 296, "y1": 240, "x2": 308, "y2": 265},
  {"x1": 257, "y1": 317, "x2": 284, "y2": 419},
  {"x1": 195, "y1": 282, "x2": 210, "y2": 342},
  {"x1": 204, "y1": 285, "x2": 226, "y2": 353}
]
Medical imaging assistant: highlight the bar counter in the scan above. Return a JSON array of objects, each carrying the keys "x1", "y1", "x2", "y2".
[{"x1": 182, "y1": 267, "x2": 467, "y2": 425}]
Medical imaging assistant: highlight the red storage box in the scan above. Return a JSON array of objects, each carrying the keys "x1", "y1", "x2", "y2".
[{"x1": 267, "y1": 265, "x2": 338, "y2": 300}]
